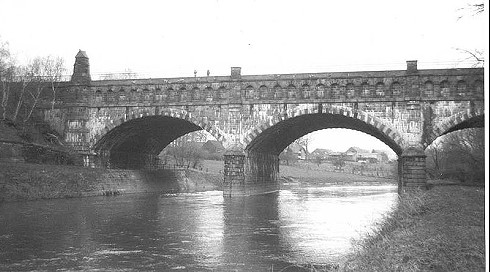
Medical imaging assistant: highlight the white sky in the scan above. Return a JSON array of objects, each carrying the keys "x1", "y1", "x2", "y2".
[{"x1": 1, "y1": 0, "x2": 487, "y2": 157}]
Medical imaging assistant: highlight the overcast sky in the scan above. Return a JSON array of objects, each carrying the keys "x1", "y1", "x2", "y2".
[{"x1": 0, "y1": 0, "x2": 486, "y2": 157}]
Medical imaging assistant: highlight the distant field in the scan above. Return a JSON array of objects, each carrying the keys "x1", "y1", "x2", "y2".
[
  {"x1": 280, "y1": 162, "x2": 395, "y2": 184},
  {"x1": 201, "y1": 160, "x2": 396, "y2": 184}
]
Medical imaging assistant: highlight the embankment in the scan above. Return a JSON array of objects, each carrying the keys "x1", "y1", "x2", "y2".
[
  {"x1": 0, "y1": 162, "x2": 222, "y2": 202},
  {"x1": 340, "y1": 185, "x2": 485, "y2": 271}
]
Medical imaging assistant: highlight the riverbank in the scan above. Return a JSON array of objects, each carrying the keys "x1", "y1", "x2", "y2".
[
  {"x1": 0, "y1": 162, "x2": 222, "y2": 202},
  {"x1": 340, "y1": 185, "x2": 486, "y2": 271}
]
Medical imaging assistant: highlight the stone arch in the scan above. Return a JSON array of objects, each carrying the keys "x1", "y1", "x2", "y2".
[
  {"x1": 166, "y1": 87, "x2": 175, "y2": 101},
  {"x1": 92, "y1": 108, "x2": 226, "y2": 154},
  {"x1": 424, "y1": 81, "x2": 434, "y2": 97},
  {"x1": 439, "y1": 80, "x2": 450, "y2": 97},
  {"x1": 192, "y1": 87, "x2": 200, "y2": 100},
  {"x1": 218, "y1": 86, "x2": 227, "y2": 99},
  {"x1": 179, "y1": 87, "x2": 188, "y2": 101},
  {"x1": 456, "y1": 80, "x2": 467, "y2": 97},
  {"x1": 273, "y1": 84, "x2": 283, "y2": 99},
  {"x1": 375, "y1": 82, "x2": 385, "y2": 97},
  {"x1": 345, "y1": 83, "x2": 356, "y2": 98},
  {"x1": 95, "y1": 89, "x2": 103, "y2": 103},
  {"x1": 243, "y1": 105, "x2": 404, "y2": 156},
  {"x1": 315, "y1": 84, "x2": 325, "y2": 98},
  {"x1": 391, "y1": 82, "x2": 402, "y2": 97},
  {"x1": 258, "y1": 85, "x2": 269, "y2": 99},
  {"x1": 425, "y1": 109, "x2": 484, "y2": 148},
  {"x1": 330, "y1": 83, "x2": 340, "y2": 99},
  {"x1": 204, "y1": 86, "x2": 214, "y2": 102},
  {"x1": 361, "y1": 82, "x2": 371, "y2": 97},
  {"x1": 286, "y1": 84, "x2": 296, "y2": 99},
  {"x1": 244, "y1": 85, "x2": 255, "y2": 100},
  {"x1": 301, "y1": 83, "x2": 310, "y2": 99}
]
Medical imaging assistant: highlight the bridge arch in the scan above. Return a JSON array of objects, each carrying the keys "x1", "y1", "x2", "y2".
[
  {"x1": 92, "y1": 108, "x2": 226, "y2": 168},
  {"x1": 425, "y1": 109, "x2": 484, "y2": 148},
  {"x1": 243, "y1": 106, "x2": 404, "y2": 156}
]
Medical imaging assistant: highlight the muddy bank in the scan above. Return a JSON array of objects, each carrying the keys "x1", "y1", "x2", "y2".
[{"x1": 0, "y1": 162, "x2": 222, "y2": 202}]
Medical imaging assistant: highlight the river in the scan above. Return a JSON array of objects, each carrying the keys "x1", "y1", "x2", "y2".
[{"x1": 0, "y1": 183, "x2": 397, "y2": 271}]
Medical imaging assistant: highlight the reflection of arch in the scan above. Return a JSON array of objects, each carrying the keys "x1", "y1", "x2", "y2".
[
  {"x1": 425, "y1": 110, "x2": 484, "y2": 147},
  {"x1": 243, "y1": 106, "x2": 404, "y2": 155},
  {"x1": 93, "y1": 108, "x2": 225, "y2": 154}
]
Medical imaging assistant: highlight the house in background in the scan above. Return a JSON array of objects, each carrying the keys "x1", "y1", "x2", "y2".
[
  {"x1": 344, "y1": 147, "x2": 388, "y2": 163},
  {"x1": 345, "y1": 147, "x2": 370, "y2": 162},
  {"x1": 371, "y1": 149, "x2": 389, "y2": 162},
  {"x1": 310, "y1": 148, "x2": 332, "y2": 160}
]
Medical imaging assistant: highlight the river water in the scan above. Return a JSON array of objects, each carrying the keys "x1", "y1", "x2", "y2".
[{"x1": 0, "y1": 183, "x2": 397, "y2": 271}]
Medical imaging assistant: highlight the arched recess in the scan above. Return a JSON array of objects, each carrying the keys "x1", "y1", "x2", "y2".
[
  {"x1": 425, "y1": 110, "x2": 484, "y2": 148},
  {"x1": 244, "y1": 107, "x2": 404, "y2": 156},
  {"x1": 92, "y1": 109, "x2": 226, "y2": 168}
]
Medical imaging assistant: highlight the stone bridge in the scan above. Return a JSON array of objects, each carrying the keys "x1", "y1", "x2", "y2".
[{"x1": 40, "y1": 51, "x2": 484, "y2": 196}]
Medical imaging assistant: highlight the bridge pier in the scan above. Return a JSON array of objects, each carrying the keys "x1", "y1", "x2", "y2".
[
  {"x1": 398, "y1": 147, "x2": 427, "y2": 193},
  {"x1": 223, "y1": 149, "x2": 279, "y2": 197}
]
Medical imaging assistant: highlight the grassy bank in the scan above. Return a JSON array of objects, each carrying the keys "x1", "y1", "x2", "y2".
[
  {"x1": 340, "y1": 185, "x2": 485, "y2": 271},
  {"x1": 0, "y1": 162, "x2": 222, "y2": 202},
  {"x1": 279, "y1": 162, "x2": 395, "y2": 184}
]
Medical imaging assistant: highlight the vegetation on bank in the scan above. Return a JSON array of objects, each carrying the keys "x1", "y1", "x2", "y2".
[
  {"x1": 340, "y1": 185, "x2": 485, "y2": 272},
  {"x1": 426, "y1": 128, "x2": 485, "y2": 184}
]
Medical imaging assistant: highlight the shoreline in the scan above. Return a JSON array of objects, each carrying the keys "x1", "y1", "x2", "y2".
[{"x1": 0, "y1": 162, "x2": 222, "y2": 203}]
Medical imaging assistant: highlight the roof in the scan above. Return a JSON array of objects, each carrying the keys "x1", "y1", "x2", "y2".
[
  {"x1": 311, "y1": 148, "x2": 332, "y2": 154},
  {"x1": 75, "y1": 50, "x2": 89, "y2": 58},
  {"x1": 346, "y1": 147, "x2": 370, "y2": 154}
]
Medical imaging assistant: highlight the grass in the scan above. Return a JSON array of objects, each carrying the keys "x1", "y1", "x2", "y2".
[
  {"x1": 279, "y1": 161, "x2": 395, "y2": 184},
  {"x1": 339, "y1": 185, "x2": 486, "y2": 271}
]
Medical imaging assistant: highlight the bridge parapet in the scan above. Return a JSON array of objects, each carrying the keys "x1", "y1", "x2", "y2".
[{"x1": 51, "y1": 66, "x2": 483, "y2": 108}]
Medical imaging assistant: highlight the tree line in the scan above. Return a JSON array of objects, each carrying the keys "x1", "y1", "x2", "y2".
[
  {"x1": 426, "y1": 128, "x2": 484, "y2": 183},
  {"x1": 1, "y1": 38, "x2": 65, "y2": 123}
]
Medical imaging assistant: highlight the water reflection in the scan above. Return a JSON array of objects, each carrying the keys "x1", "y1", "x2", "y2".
[
  {"x1": 278, "y1": 185, "x2": 397, "y2": 263},
  {"x1": 0, "y1": 184, "x2": 397, "y2": 271}
]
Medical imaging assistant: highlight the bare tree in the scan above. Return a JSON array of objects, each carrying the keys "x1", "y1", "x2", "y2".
[
  {"x1": 12, "y1": 64, "x2": 35, "y2": 121},
  {"x1": 43, "y1": 56, "x2": 65, "y2": 110},
  {"x1": 456, "y1": 2, "x2": 484, "y2": 67},
  {"x1": 23, "y1": 56, "x2": 65, "y2": 122},
  {"x1": 425, "y1": 140, "x2": 444, "y2": 178},
  {"x1": 294, "y1": 134, "x2": 312, "y2": 160},
  {"x1": 427, "y1": 128, "x2": 485, "y2": 182},
  {"x1": 279, "y1": 147, "x2": 298, "y2": 165},
  {"x1": 0, "y1": 39, "x2": 16, "y2": 121}
]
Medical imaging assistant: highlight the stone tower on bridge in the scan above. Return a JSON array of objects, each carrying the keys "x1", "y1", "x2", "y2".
[{"x1": 40, "y1": 51, "x2": 484, "y2": 196}]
